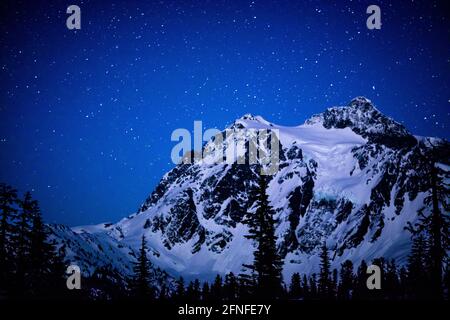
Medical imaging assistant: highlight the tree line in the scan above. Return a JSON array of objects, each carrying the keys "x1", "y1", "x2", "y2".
[{"x1": 0, "y1": 183, "x2": 66, "y2": 298}]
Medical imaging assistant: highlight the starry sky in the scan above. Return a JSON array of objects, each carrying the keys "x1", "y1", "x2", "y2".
[{"x1": 0, "y1": 0, "x2": 449, "y2": 226}]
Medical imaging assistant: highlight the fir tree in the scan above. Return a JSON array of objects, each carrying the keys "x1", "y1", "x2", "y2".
[
  {"x1": 243, "y1": 174, "x2": 283, "y2": 299},
  {"x1": 175, "y1": 276, "x2": 185, "y2": 300},
  {"x1": 318, "y1": 242, "x2": 331, "y2": 299},
  {"x1": 29, "y1": 199, "x2": 64, "y2": 296},
  {"x1": 201, "y1": 282, "x2": 210, "y2": 301},
  {"x1": 237, "y1": 273, "x2": 254, "y2": 300},
  {"x1": 385, "y1": 259, "x2": 399, "y2": 299},
  {"x1": 398, "y1": 267, "x2": 409, "y2": 299},
  {"x1": 330, "y1": 268, "x2": 338, "y2": 299},
  {"x1": 159, "y1": 283, "x2": 167, "y2": 301},
  {"x1": 406, "y1": 234, "x2": 429, "y2": 298},
  {"x1": 309, "y1": 273, "x2": 317, "y2": 299},
  {"x1": 338, "y1": 260, "x2": 354, "y2": 300},
  {"x1": 186, "y1": 279, "x2": 201, "y2": 301},
  {"x1": 211, "y1": 274, "x2": 223, "y2": 301},
  {"x1": 223, "y1": 272, "x2": 237, "y2": 300},
  {"x1": 0, "y1": 183, "x2": 18, "y2": 290},
  {"x1": 289, "y1": 272, "x2": 302, "y2": 299},
  {"x1": 193, "y1": 279, "x2": 201, "y2": 301},
  {"x1": 15, "y1": 192, "x2": 34, "y2": 294},
  {"x1": 405, "y1": 141, "x2": 449, "y2": 299},
  {"x1": 354, "y1": 260, "x2": 369, "y2": 300},
  {"x1": 130, "y1": 235, "x2": 154, "y2": 299},
  {"x1": 301, "y1": 274, "x2": 309, "y2": 299}
]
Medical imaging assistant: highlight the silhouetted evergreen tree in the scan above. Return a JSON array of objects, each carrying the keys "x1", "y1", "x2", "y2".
[
  {"x1": 237, "y1": 273, "x2": 254, "y2": 300},
  {"x1": 338, "y1": 260, "x2": 354, "y2": 300},
  {"x1": 186, "y1": 279, "x2": 201, "y2": 301},
  {"x1": 186, "y1": 281, "x2": 195, "y2": 301},
  {"x1": 289, "y1": 272, "x2": 302, "y2": 299},
  {"x1": 211, "y1": 274, "x2": 223, "y2": 301},
  {"x1": 192, "y1": 279, "x2": 201, "y2": 301},
  {"x1": 318, "y1": 242, "x2": 331, "y2": 299},
  {"x1": 398, "y1": 266, "x2": 408, "y2": 299},
  {"x1": 14, "y1": 191, "x2": 34, "y2": 294},
  {"x1": 301, "y1": 274, "x2": 309, "y2": 299},
  {"x1": 159, "y1": 283, "x2": 168, "y2": 301},
  {"x1": 309, "y1": 273, "x2": 317, "y2": 299},
  {"x1": 175, "y1": 276, "x2": 185, "y2": 301},
  {"x1": 243, "y1": 174, "x2": 283, "y2": 299},
  {"x1": 201, "y1": 282, "x2": 210, "y2": 301},
  {"x1": 330, "y1": 268, "x2": 338, "y2": 299},
  {"x1": 223, "y1": 272, "x2": 237, "y2": 300},
  {"x1": 426, "y1": 148, "x2": 449, "y2": 299},
  {"x1": 385, "y1": 259, "x2": 399, "y2": 299},
  {"x1": 29, "y1": 199, "x2": 65, "y2": 296},
  {"x1": 444, "y1": 261, "x2": 450, "y2": 300},
  {"x1": 130, "y1": 235, "x2": 154, "y2": 299},
  {"x1": 406, "y1": 142, "x2": 449, "y2": 299},
  {"x1": 0, "y1": 183, "x2": 18, "y2": 291},
  {"x1": 406, "y1": 234, "x2": 429, "y2": 298},
  {"x1": 354, "y1": 260, "x2": 369, "y2": 300}
]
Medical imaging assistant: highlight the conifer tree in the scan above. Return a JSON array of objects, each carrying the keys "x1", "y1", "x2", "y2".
[
  {"x1": 309, "y1": 273, "x2": 317, "y2": 299},
  {"x1": 318, "y1": 242, "x2": 331, "y2": 299},
  {"x1": 0, "y1": 183, "x2": 18, "y2": 289},
  {"x1": 15, "y1": 192, "x2": 34, "y2": 294},
  {"x1": 289, "y1": 272, "x2": 302, "y2": 299},
  {"x1": 243, "y1": 174, "x2": 283, "y2": 299},
  {"x1": 201, "y1": 282, "x2": 210, "y2": 301},
  {"x1": 406, "y1": 141, "x2": 449, "y2": 299},
  {"x1": 301, "y1": 274, "x2": 309, "y2": 299},
  {"x1": 398, "y1": 266, "x2": 409, "y2": 299},
  {"x1": 186, "y1": 281, "x2": 196, "y2": 301},
  {"x1": 330, "y1": 268, "x2": 338, "y2": 299},
  {"x1": 175, "y1": 276, "x2": 185, "y2": 300},
  {"x1": 338, "y1": 260, "x2": 354, "y2": 300},
  {"x1": 29, "y1": 198, "x2": 64, "y2": 296},
  {"x1": 186, "y1": 279, "x2": 201, "y2": 301},
  {"x1": 159, "y1": 283, "x2": 167, "y2": 301},
  {"x1": 354, "y1": 260, "x2": 368, "y2": 300},
  {"x1": 385, "y1": 259, "x2": 399, "y2": 299},
  {"x1": 223, "y1": 272, "x2": 237, "y2": 300},
  {"x1": 406, "y1": 234, "x2": 429, "y2": 298},
  {"x1": 211, "y1": 274, "x2": 223, "y2": 301},
  {"x1": 237, "y1": 273, "x2": 254, "y2": 300},
  {"x1": 130, "y1": 235, "x2": 154, "y2": 299},
  {"x1": 193, "y1": 279, "x2": 201, "y2": 301}
]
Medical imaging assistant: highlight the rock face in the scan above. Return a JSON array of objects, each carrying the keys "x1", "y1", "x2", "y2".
[{"x1": 50, "y1": 97, "x2": 450, "y2": 282}]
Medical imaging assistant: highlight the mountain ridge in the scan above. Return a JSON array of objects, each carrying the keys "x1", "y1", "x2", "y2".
[{"x1": 48, "y1": 97, "x2": 449, "y2": 284}]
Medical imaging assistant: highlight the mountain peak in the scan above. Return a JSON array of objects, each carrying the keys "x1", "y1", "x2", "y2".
[
  {"x1": 233, "y1": 113, "x2": 272, "y2": 128},
  {"x1": 304, "y1": 97, "x2": 416, "y2": 148},
  {"x1": 348, "y1": 96, "x2": 376, "y2": 109}
]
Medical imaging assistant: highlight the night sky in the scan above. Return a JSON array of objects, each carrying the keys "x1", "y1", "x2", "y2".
[{"x1": 0, "y1": 0, "x2": 449, "y2": 226}]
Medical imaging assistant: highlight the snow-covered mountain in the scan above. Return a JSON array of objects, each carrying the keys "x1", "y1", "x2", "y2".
[{"x1": 49, "y1": 97, "x2": 450, "y2": 283}]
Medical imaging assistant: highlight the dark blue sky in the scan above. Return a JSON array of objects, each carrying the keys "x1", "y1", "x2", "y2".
[{"x1": 0, "y1": 0, "x2": 449, "y2": 226}]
